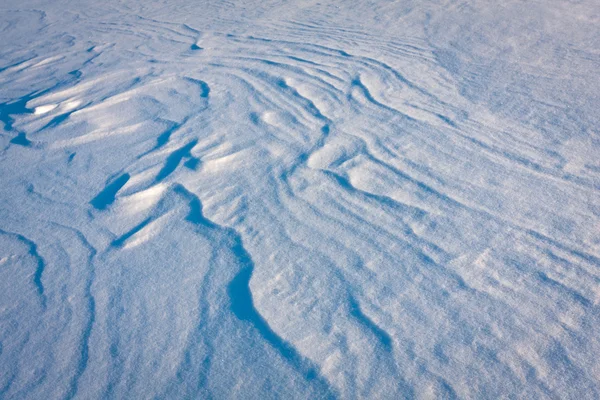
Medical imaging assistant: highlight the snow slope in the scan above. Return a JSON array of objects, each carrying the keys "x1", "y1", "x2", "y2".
[{"x1": 1, "y1": 0, "x2": 600, "y2": 398}]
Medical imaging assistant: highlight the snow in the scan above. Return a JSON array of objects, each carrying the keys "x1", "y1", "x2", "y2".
[{"x1": 1, "y1": 0, "x2": 600, "y2": 398}]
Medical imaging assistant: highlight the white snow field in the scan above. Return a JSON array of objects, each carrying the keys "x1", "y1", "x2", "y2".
[{"x1": 1, "y1": 0, "x2": 600, "y2": 398}]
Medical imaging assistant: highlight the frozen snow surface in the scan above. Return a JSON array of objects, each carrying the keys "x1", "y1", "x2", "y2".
[{"x1": 1, "y1": 0, "x2": 600, "y2": 398}]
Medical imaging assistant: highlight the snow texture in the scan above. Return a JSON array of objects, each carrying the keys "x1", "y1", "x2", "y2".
[{"x1": 1, "y1": 0, "x2": 600, "y2": 398}]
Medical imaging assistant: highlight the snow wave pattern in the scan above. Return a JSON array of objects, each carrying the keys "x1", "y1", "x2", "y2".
[{"x1": 1, "y1": 1, "x2": 600, "y2": 398}]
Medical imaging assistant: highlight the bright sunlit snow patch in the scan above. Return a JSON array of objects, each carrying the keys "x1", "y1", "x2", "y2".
[{"x1": 34, "y1": 104, "x2": 58, "y2": 115}]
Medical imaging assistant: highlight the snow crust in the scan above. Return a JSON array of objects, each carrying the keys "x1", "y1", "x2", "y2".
[{"x1": 1, "y1": 0, "x2": 600, "y2": 398}]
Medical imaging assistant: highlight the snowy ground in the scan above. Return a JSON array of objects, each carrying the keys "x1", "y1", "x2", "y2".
[{"x1": 1, "y1": 0, "x2": 600, "y2": 398}]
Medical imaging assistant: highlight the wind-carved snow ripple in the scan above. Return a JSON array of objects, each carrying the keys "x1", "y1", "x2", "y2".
[{"x1": 1, "y1": 7, "x2": 600, "y2": 399}]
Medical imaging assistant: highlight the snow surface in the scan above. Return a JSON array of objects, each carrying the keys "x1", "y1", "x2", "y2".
[{"x1": 1, "y1": 0, "x2": 600, "y2": 398}]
